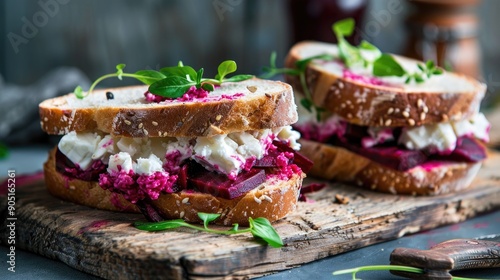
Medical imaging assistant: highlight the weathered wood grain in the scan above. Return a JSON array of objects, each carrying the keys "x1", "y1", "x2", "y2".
[{"x1": 1, "y1": 153, "x2": 500, "y2": 280}]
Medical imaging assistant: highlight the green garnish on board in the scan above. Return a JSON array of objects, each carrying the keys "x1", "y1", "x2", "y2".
[
  {"x1": 74, "y1": 60, "x2": 253, "y2": 99},
  {"x1": 333, "y1": 265, "x2": 485, "y2": 280},
  {"x1": 134, "y1": 212, "x2": 284, "y2": 248}
]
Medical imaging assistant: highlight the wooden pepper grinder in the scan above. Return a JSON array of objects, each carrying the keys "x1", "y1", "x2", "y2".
[{"x1": 404, "y1": 0, "x2": 482, "y2": 79}]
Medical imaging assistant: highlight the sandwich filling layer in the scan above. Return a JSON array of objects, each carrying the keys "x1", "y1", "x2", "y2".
[
  {"x1": 295, "y1": 114, "x2": 489, "y2": 172},
  {"x1": 56, "y1": 126, "x2": 312, "y2": 206}
]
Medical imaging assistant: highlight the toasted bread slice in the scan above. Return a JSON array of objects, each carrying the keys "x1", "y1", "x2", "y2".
[
  {"x1": 43, "y1": 148, "x2": 304, "y2": 226},
  {"x1": 285, "y1": 41, "x2": 486, "y2": 127},
  {"x1": 39, "y1": 78, "x2": 297, "y2": 137},
  {"x1": 299, "y1": 139, "x2": 483, "y2": 196}
]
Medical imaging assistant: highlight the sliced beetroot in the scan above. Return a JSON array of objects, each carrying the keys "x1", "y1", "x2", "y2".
[
  {"x1": 55, "y1": 148, "x2": 106, "y2": 181},
  {"x1": 188, "y1": 166, "x2": 265, "y2": 199},
  {"x1": 136, "y1": 200, "x2": 164, "y2": 222},
  {"x1": 272, "y1": 140, "x2": 314, "y2": 173},
  {"x1": 176, "y1": 164, "x2": 188, "y2": 189},
  {"x1": 298, "y1": 183, "x2": 326, "y2": 202},
  {"x1": 361, "y1": 146, "x2": 427, "y2": 171},
  {"x1": 437, "y1": 137, "x2": 487, "y2": 162}
]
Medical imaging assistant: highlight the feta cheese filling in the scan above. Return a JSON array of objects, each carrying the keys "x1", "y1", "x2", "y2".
[{"x1": 57, "y1": 126, "x2": 301, "y2": 178}]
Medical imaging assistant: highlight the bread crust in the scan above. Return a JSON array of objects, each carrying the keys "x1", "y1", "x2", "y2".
[
  {"x1": 43, "y1": 148, "x2": 304, "y2": 226},
  {"x1": 285, "y1": 41, "x2": 486, "y2": 127},
  {"x1": 39, "y1": 78, "x2": 298, "y2": 137},
  {"x1": 299, "y1": 139, "x2": 483, "y2": 196}
]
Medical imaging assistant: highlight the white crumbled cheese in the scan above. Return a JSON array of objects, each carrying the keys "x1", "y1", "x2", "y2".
[
  {"x1": 452, "y1": 113, "x2": 490, "y2": 142},
  {"x1": 59, "y1": 125, "x2": 303, "y2": 177},
  {"x1": 399, "y1": 123, "x2": 457, "y2": 152},
  {"x1": 135, "y1": 154, "x2": 164, "y2": 175},
  {"x1": 194, "y1": 134, "x2": 244, "y2": 176},
  {"x1": 58, "y1": 131, "x2": 102, "y2": 170},
  {"x1": 276, "y1": 126, "x2": 301, "y2": 150},
  {"x1": 116, "y1": 137, "x2": 141, "y2": 157},
  {"x1": 92, "y1": 135, "x2": 115, "y2": 162},
  {"x1": 108, "y1": 152, "x2": 134, "y2": 173}
]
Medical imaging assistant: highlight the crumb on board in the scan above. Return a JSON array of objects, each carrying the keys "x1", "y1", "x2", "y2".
[{"x1": 334, "y1": 194, "x2": 349, "y2": 205}]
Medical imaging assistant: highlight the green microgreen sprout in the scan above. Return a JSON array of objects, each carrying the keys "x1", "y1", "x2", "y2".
[
  {"x1": 332, "y1": 18, "x2": 443, "y2": 84},
  {"x1": 332, "y1": 265, "x2": 487, "y2": 280},
  {"x1": 134, "y1": 212, "x2": 283, "y2": 248},
  {"x1": 0, "y1": 142, "x2": 9, "y2": 159},
  {"x1": 74, "y1": 60, "x2": 253, "y2": 99}
]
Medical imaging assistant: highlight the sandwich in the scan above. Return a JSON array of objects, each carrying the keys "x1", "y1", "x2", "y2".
[
  {"x1": 282, "y1": 19, "x2": 489, "y2": 196},
  {"x1": 39, "y1": 62, "x2": 312, "y2": 226}
]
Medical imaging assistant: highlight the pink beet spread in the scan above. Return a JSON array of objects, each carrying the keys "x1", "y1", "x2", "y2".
[
  {"x1": 99, "y1": 168, "x2": 177, "y2": 203},
  {"x1": 144, "y1": 86, "x2": 245, "y2": 103},
  {"x1": 343, "y1": 69, "x2": 384, "y2": 86}
]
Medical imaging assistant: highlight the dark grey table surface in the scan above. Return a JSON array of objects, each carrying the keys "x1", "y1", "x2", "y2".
[{"x1": 1, "y1": 146, "x2": 500, "y2": 280}]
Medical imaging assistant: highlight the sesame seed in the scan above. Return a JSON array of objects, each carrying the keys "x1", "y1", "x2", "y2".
[
  {"x1": 182, "y1": 197, "x2": 189, "y2": 204},
  {"x1": 44, "y1": 117, "x2": 48, "y2": 122},
  {"x1": 138, "y1": 123, "x2": 143, "y2": 129},
  {"x1": 253, "y1": 196, "x2": 262, "y2": 204},
  {"x1": 423, "y1": 106, "x2": 429, "y2": 113},
  {"x1": 265, "y1": 93, "x2": 271, "y2": 98},
  {"x1": 340, "y1": 103, "x2": 346, "y2": 108},
  {"x1": 179, "y1": 211, "x2": 185, "y2": 218},
  {"x1": 152, "y1": 121, "x2": 158, "y2": 126},
  {"x1": 216, "y1": 115, "x2": 222, "y2": 121},
  {"x1": 335, "y1": 89, "x2": 340, "y2": 95},
  {"x1": 417, "y1": 99, "x2": 423, "y2": 107},
  {"x1": 379, "y1": 118, "x2": 384, "y2": 126},
  {"x1": 420, "y1": 112, "x2": 426, "y2": 121},
  {"x1": 385, "y1": 119, "x2": 392, "y2": 126},
  {"x1": 175, "y1": 200, "x2": 180, "y2": 206},
  {"x1": 143, "y1": 129, "x2": 149, "y2": 136},
  {"x1": 338, "y1": 82, "x2": 344, "y2": 89},
  {"x1": 260, "y1": 195, "x2": 272, "y2": 203},
  {"x1": 247, "y1": 86, "x2": 257, "y2": 93},
  {"x1": 402, "y1": 111, "x2": 410, "y2": 118},
  {"x1": 347, "y1": 113, "x2": 353, "y2": 119},
  {"x1": 407, "y1": 119, "x2": 416, "y2": 126},
  {"x1": 442, "y1": 114, "x2": 449, "y2": 121},
  {"x1": 124, "y1": 120, "x2": 131, "y2": 125},
  {"x1": 387, "y1": 108, "x2": 394, "y2": 115},
  {"x1": 158, "y1": 131, "x2": 163, "y2": 136},
  {"x1": 163, "y1": 132, "x2": 169, "y2": 137},
  {"x1": 346, "y1": 100, "x2": 351, "y2": 104}
]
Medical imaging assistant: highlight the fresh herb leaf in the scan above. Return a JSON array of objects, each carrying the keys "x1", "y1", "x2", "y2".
[
  {"x1": 160, "y1": 65, "x2": 198, "y2": 82},
  {"x1": 74, "y1": 86, "x2": 84, "y2": 99},
  {"x1": 0, "y1": 142, "x2": 8, "y2": 159},
  {"x1": 426, "y1": 60, "x2": 435, "y2": 69},
  {"x1": 196, "y1": 68, "x2": 204, "y2": 86},
  {"x1": 373, "y1": 54, "x2": 406, "y2": 77},
  {"x1": 300, "y1": 98, "x2": 313, "y2": 113},
  {"x1": 134, "y1": 212, "x2": 283, "y2": 248},
  {"x1": 332, "y1": 18, "x2": 355, "y2": 37},
  {"x1": 359, "y1": 40, "x2": 378, "y2": 51},
  {"x1": 198, "y1": 212, "x2": 221, "y2": 229},
  {"x1": 433, "y1": 68, "x2": 443, "y2": 75},
  {"x1": 134, "y1": 70, "x2": 166, "y2": 85},
  {"x1": 295, "y1": 54, "x2": 334, "y2": 72},
  {"x1": 249, "y1": 217, "x2": 283, "y2": 248},
  {"x1": 223, "y1": 74, "x2": 254, "y2": 83},
  {"x1": 216, "y1": 60, "x2": 237, "y2": 82},
  {"x1": 116, "y1": 64, "x2": 126, "y2": 80},
  {"x1": 149, "y1": 76, "x2": 194, "y2": 98},
  {"x1": 134, "y1": 219, "x2": 187, "y2": 231},
  {"x1": 201, "y1": 83, "x2": 215, "y2": 91}
]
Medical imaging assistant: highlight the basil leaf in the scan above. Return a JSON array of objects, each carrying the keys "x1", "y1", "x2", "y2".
[
  {"x1": 116, "y1": 64, "x2": 126, "y2": 80},
  {"x1": 249, "y1": 217, "x2": 283, "y2": 248},
  {"x1": 223, "y1": 74, "x2": 254, "y2": 83},
  {"x1": 134, "y1": 70, "x2": 166, "y2": 85},
  {"x1": 332, "y1": 18, "x2": 355, "y2": 37},
  {"x1": 160, "y1": 66, "x2": 198, "y2": 82},
  {"x1": 74, "y1": 86, "x2": 84, "y2": 99},
  {"x1": 217, "y1": 60, "x2": 237, "y2": 81},
  {"x1": 149, "y1": 76, "x2": 194, "y2": 98},
  {"x1": 196, "y1": 68, "x2": 204, "y2": 85},
  {"x1": 198, "y1": 213, "x2": 221, "y2": 229},
  {"x1": 134, "y1": 219, "x2": 187, "y2": 231},
  {"x1": 373, "y1": 54, "x2": 405, "y2": 77}
]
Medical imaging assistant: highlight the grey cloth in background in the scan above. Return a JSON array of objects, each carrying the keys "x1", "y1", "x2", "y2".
[{"x1": 0, "y1": 68, "x2": 90, "y2": 145}]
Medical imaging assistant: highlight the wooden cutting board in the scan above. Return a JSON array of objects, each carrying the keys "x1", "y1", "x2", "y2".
[{"x1": 1, "y1": 152, "x2": 500, "y2": 280}]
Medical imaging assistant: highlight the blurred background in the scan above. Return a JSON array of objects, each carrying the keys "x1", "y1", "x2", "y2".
[{"x1": 1, "y1": 0, "x2": 500, "y2": 146}]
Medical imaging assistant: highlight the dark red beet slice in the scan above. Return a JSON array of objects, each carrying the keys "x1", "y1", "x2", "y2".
[
  {"x1": 176, "y1": 164, "x2": 188, "y2": 189},
  {"x1": 188, "y1": 163, "x2": 266, "y2": 199},
  {"x1": 272, "y1": 140, "x2": 314, "y2": 173},
  {"x1": 437, "y1": 137, "x2": 487, "y2": 162},
  {"x1": 136, "y1": 200, "x2": 164, "y2": 222}
]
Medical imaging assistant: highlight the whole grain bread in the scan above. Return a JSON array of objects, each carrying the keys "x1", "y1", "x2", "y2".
[
  {"x1": 285, "y1": 41, "x2": 486, "y2": 127},
  {"x1": 39, "y1": 78, "x2": 298, "y2": 137},
  {"x1": 43, "y1": 148, "x2": 304, "y2": 226},
  {"x1": 299, "y1": 139, "x2": 484, "y2": 196}
]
